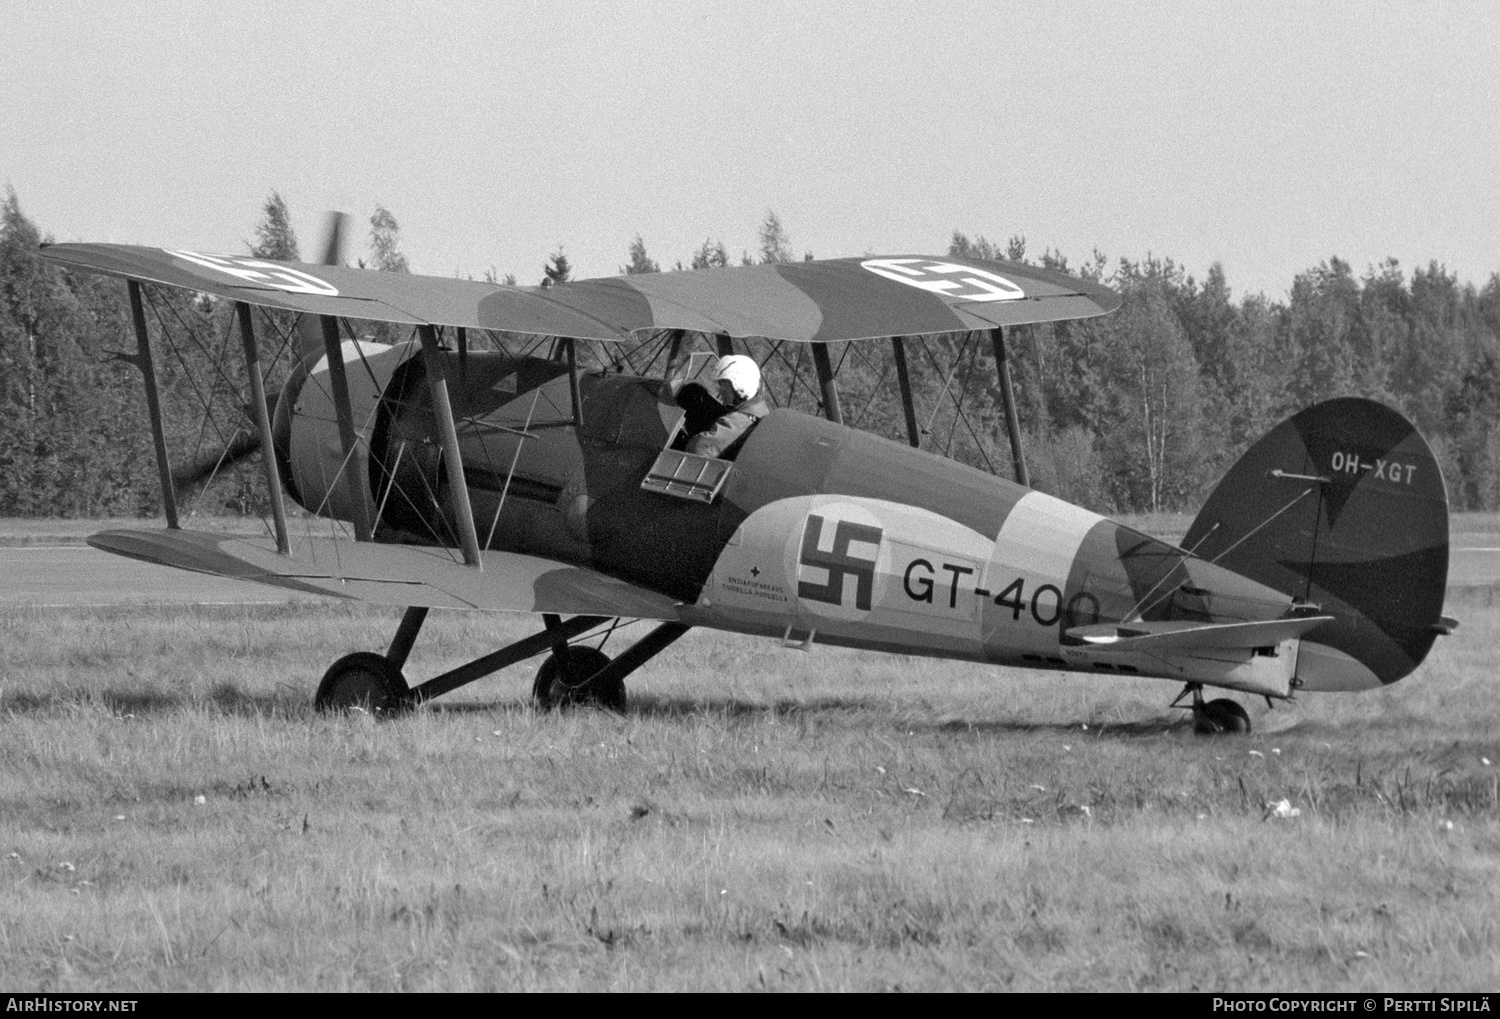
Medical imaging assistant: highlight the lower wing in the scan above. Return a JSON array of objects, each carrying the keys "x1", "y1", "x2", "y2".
[{"x1": 89, "y1": 528, "x2": 684, "y2": 620}]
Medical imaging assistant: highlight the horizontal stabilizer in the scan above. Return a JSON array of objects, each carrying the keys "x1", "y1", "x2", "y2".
[
  {"x1": 88, "y1": 528, "x2": 684, "y2": 620},
  {"x1": 1064, "y1": 616, "x2": 1334, "y2": 652}
]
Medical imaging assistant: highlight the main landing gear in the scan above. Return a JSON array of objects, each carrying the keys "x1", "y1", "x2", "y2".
[
  {"x1": 315, "y1": 652, "x2": 411, "y2": 715},
  {"x1": 313, "y1": 607, "x2": 691, "y2": 716},
  {"x1": 1170, "y1": 683, "x2": 1253, "y2": 735},
  {"x1": 532, "y1": 645, "x2": 621, "y2": 711}
]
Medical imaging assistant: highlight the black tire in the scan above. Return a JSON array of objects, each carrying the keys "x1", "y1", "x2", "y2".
[
  {"x1": 1194, "y1": 697, "x2": 1251, "y2": 735},
  {"x1": 315, "y1": 651, "x2": 412, "y2": 716},
  {"x1": 532, "y1": 646, "x2": 623, "y2": 712}
]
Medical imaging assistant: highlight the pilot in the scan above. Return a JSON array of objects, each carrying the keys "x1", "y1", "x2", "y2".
[{"x1": 685, "y1": 354, "x2": 770, "y2": 458}]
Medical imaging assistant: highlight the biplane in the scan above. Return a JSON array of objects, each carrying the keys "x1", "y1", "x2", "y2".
[{"x1": 40, "y1": 238, "x2": 1456, "y2": 734}]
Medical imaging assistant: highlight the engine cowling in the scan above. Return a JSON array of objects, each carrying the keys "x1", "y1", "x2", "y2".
[{"x1": 272, "y1": 338, "x2": 417, "y2": 524}]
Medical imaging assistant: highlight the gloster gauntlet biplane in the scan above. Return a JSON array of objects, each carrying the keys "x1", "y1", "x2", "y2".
[{"x1": 41, "y1": 238, "x2": 1456, "y2": 733}]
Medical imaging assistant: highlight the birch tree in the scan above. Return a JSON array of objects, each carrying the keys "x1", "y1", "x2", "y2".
[{"x1": 1099, "y1": 283, "x2": 1213, "y2": 511}]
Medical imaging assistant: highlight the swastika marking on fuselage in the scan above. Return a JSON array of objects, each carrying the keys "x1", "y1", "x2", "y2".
[{"x1": 798, "y1": 514, "x2": 883, "y2": 611}]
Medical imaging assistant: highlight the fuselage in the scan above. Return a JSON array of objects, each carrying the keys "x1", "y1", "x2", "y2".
[{"x1": 277, "y1": 341, "x2": 1300, "y2": 693}]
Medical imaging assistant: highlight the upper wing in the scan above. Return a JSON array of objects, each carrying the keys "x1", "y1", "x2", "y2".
[
  {"x1": 89, "y1": 528, "x2": 685, "y2": 619},
  {"x1": 41, "y1": 244, "x2": 1119, "y2": 342}
]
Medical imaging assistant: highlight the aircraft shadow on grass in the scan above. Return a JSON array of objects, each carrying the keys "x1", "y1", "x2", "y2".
[
  {"x1": 0, "y1": 678, "x2": 1206, "y2": 741},
  {"x1": 929, "y1": 715, "x2": 1190, "y2": 738},
  {"x1": 433, "y1": 692, "x2": 1195, "y2": 738},
  {"x1": 0, "y1": 684, "x2": 304, "y2": 719},
  {"x1": 3, "y1": 682, "x2": 1196, "y2": 739}
]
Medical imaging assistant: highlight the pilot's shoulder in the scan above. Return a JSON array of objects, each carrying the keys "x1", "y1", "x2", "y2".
[{"x1": 742, "y1": 395, "x2": 771, "y2": 419}]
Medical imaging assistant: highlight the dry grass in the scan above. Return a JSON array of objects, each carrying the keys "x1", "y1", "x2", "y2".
[{"x1": 2, "y1": 587, "x2": 1497, "y2": 991}]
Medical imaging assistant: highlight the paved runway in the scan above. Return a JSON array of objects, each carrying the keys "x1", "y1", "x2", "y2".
[
  {"x1": 1443, "y1": 535, "x2": 1500, "y2": 588},
  {"x1": 3, "y1": 537, "x2": 1499, "y2": 608},
  {"x1": 0, "y1": 545, "x2": 310, "y2": 606}
]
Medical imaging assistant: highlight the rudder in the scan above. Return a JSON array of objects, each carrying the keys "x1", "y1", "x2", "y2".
[{"x1": 1183, "y1": 398, "x2": 1451, "y2": 691}]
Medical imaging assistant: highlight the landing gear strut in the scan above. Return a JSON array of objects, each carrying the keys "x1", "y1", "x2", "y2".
[
  {"x1": 312, "y1": 607, "x2": 690, "y2": 716},
  {"x1": 1172, "y1": 683, "x2": 1252, "y2": 735}
]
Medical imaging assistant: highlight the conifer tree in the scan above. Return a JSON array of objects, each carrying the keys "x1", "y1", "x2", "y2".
[
  {"x1": 367, "y1": 206, "x2": 410, "y2": 273},
  {"x1": 542, "y1": 248, "x2": 571, "y2": 287},
  {"x1": 621, "y1": 235, "x2": 659, "y2": 274},
  {"x1": 758, "y1": 210, "x2": 793, "y2": 264},
  {"x1": 690, "y1": 239, "x2": 728, "y2": 269},
  {"x1": 250, "y1": 192, "x2": 300, "y2": 261}
]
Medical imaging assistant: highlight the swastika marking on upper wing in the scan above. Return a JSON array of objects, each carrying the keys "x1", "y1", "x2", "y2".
[
  {"x1": 165, "y1": 250, "x2": 340, "y2": 296},
  {"x1": 860, "y1": 259, "x2": 1026, "y2": 303}
]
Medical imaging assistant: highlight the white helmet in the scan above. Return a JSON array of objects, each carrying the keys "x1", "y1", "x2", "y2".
[{"x1": 714, "y1": 354, "x2": 760, "y2": 403}]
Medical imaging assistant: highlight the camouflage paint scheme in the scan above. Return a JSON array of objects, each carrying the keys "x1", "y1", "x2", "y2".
[
  {"x1": 49, "y1": 246, "x2": 1451, "y2": 704},
  {"x1": 1185, "y1": 398, "x2": 1450, "y2": 691},
  {"x1": 39, "y1": 245, "x2": 1121, "y2": 341},
  {"x1": 260, "y1": 343, "x2": 1315, "y2": 699}
]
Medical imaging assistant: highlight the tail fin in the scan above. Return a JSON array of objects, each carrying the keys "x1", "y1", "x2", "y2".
[{"x1": 1184, "y1": 398, "x2": 1451, "y2": 691}]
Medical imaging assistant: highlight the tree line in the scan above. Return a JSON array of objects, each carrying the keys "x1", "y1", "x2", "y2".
[{"x1": 3, "y1": 186, "x2": 1498, "y2": 519}]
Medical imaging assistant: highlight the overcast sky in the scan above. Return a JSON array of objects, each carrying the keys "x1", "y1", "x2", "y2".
[{"x1": 5, "y1": 0, "x2": 1497, "y2": 299}]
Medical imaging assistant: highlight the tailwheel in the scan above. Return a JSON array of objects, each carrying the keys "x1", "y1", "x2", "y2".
[
  {"x1": 1194, "y1": 697, "x2": 1251, "y2": 735},
  {"x1": 532, "y1": 646, "x2": 623, "y2": 712},
  {"x1": 315, "y1": 651, "x2": 413, "y2": 716}
]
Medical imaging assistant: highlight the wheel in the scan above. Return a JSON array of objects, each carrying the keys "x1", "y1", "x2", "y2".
[
  {"x1": 532, "y1": 646, "x2": 623, "y2": 712},
  {"x1": 315, "y1": 652, "x2": 412, "y2": 715},
  {"x1": 1194, "y1": 697, "x2": 1251, "y2": 735}
]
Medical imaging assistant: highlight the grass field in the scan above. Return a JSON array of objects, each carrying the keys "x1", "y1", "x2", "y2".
[{"x1": 2, "y1": 582, "x2": 1497, "y2": 991}]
